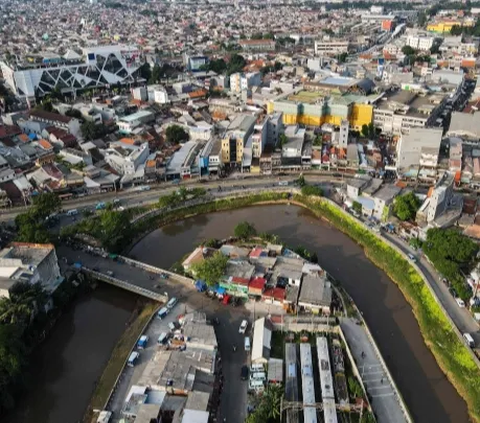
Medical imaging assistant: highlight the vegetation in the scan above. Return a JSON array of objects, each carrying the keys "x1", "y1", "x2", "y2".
[
  {"x1": 207, "y1": 58, "x2": 227, "y2": 74},
  {"x1": 293, "y1": 245, "x2": 318, "y2": 263},
  {"x1": 191, "y1": 251, "x2": 229, "y2": 286},
  {"x1": 401, "y1": 45, "x2": 416, "y2": 56},
  {"x1": 85, "y1": 301, "x2": 158, "y2": 415},
  {"x1": 165, "y1": 124, "x2": 189, "y2": 144},
  {"x1": 226, "y1": 53, "x2": 247, "y2": 75},
  {"x1": 15, "y1": 193, "x2": 61, "y2": 243},
  {"x1": 245, "y1": 385, "x2": 283, "y2": 423},
  {"x1": 423, "y1": 228, "x2": 478, "y2": 301},
  {"x1": 293, "y1": 194, "x2": 480, "y2": 423},
  {"x1": 80, "y1": 121, "x2": 109, "y2": 141},
  {"x1": 301, "y1": 184, "x2": 323, "y2": 197},
  {"x1": 409, "y1": 237, "x2": 423, "y2": 251},
  {"x1": 158, "y1": 187, "x2": 207, "y2": 208},
  {"x1": 234, "y1": 221, "x2": 257, "y2": 239},
  {"x1": 393, "y1": 192, "x2": 421, "y2": 221},
  {"x1": 352, "y1": 201, "x2": 362, "y2": 214},
  {"x1": 296, "y1": 175, "x2": 306, "y2": 187},
  {"x1": 361, "y1": 122, "x2": 376, "y2": 139}
]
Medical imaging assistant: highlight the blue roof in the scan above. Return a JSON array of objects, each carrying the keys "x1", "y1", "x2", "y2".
[
  {"x1": 216, "y1": 286, "x2": 226, "y2": 294},
  {"x1": 28, "y1": 133, "x2": 37, "y2": 140}
]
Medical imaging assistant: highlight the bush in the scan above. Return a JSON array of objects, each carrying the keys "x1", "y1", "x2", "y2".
[
  {"x1": 301, "y1": 185, "x2": 323, "y2": 197},
  {"x1": 234, "y1": 221, "x2": 257, "y2": 239},
  {"x1": 394, "y1": 192, "x2": 421, "y2": 221},
  {"x1": 191, "y1": 251, "x2": 229, "y2": 286}
]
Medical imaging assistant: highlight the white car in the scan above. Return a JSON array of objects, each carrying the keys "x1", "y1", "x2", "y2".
[
  {"x1": 455, "y1": 298, "x2": 466, "y2": 308},
  {"x1": 407, "y1": 253, "x2": 416, "y2": 263},
  {"x1": 239, "y1": 320, "x2": 248, "y2": 334}
]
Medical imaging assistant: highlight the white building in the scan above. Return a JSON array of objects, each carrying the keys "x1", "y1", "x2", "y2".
[
  {"x1": 314, "y1": 40, "x2": 350, "y2": 55},
  {"x1": 229, "y1": 72, "x2": 262, "y2": 93},
  {"x1": 1, "y1": 45, "x2": 142, "y2": 98},
  {"x1": 0, "y1": 243, "x2": 63, "y2": 298},
  {"x1": 406, "y1": 35, "x2": 435, "y2": 51},
  {"x1": 396, "y1": 127, "x2": 443, "y2": 172},
  {"x1": 105, "y1": 143, "x2": 150, "y2": 175},
  {"x1": 339, "y1": 119, "x2": 349, "y2": 148},
  {"x1": 117, "y1": 110, "x2": 155, "y2": 134}
]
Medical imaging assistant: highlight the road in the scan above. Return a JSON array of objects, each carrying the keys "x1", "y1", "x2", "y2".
[
  {"x1": 58, "y1": 245, "x2": 277, "y2": 423},
  {"x1": 383, "y1": 232, "x2": 480, "y2": 345},
  {"x1": 0, "y1": 174, "x2": 341, "y2": 223}
]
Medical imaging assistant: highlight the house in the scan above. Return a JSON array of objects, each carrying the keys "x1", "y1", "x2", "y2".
[
  {"x1": 251, "y1": 317, "x2": 273, "y2": 364},
  {"x1": 297, "y1": 274, "x2": 332, "y2": 315},
  {"x1": 372, "y1": 185, "x2": 402, "y2": 221},
  {"x1": 0, "y1": 242, "x2": 63, "y2": 298},
  {"x1": 248, "y1": 277, "x2": 266, "y2": 297}
]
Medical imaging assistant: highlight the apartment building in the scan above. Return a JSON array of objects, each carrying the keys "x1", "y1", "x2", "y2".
[
  {"x1": 314, "y1": 40, "x2": 350, "y2": 56},
  {"x1": 406, "y1": 35, "x2": 435, "y2": 51},
  {"x1": 221, "y1": 115, "x2": 256, "y2": 165},
  {"x1": 395, "y1": 127, "x2": 443, "y2": 172},
  {"x1": 229, "y1": 72, "x2": 262, "y2": 93},
  {"x1": 373, "y1": 89, "x2": 447, "y2": 135}
]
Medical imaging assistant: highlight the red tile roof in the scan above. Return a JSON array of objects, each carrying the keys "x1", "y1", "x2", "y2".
[
  {"x1": 38, "y1": 139, "x2": 53, "y2": 150},
  {"x1": 262, "y1": 287, "x2": 285, "y2": 301},
  {"x1": 231, "y1": 277, "x2": 250, "y2": 286},
  {"x1": 249, "y1": 277, "x2": 266, "y2": 290},
  {"x1": 0, "y1": 125, "x2": 21, "y2": 139},
  {"x1": 30, "y1": 109, "x2": 72, "y2": 124}
]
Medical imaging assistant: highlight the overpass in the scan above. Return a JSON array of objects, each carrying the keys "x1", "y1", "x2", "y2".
[{"x1": 59, "y1": 245, "x2": 194, "y2": 303}]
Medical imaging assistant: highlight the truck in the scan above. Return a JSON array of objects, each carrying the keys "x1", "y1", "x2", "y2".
[{"x1": 96, "y1": 202, "x2": 106, "y2": 210}]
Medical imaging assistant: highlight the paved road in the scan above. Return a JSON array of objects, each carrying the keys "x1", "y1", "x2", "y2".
[
  {"x1": 383, "y1": 232, "x2": 480, "y2": 345},
  {"x1": 58, "y1": 244, "x2": 277, "y2": 423},
  {"x1": 0, "y1": 174, "x2": 341, "y2": 223},
  {"x1": 341, "y1": 318, "x2": 410, "y2": 423}
]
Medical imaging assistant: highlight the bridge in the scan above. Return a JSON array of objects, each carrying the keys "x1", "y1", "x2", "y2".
[{"x1": 58, "y1": 244, "x2": 195, "y2": 303}]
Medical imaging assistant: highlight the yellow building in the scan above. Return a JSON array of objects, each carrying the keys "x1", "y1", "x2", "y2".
[
  {"x1": 220, "y1": 114, "x2": 256, "y2": 164},
  {"x1": 267, "y1": 91, "x2": 373, "y2": 132},
  {"x1": 426, "y1": 20, "x2": 474, "y2": 33}
]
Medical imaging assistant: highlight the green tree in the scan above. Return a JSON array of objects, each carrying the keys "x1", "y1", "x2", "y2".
[
  {"x1": 208, "y1": 58, "x2": 227, "y2": 74},
  {"x1": 450, "y1": 25, "x2": 463, "y2": 35},
  {"x1": 296, "y1": 175, "x2": 306, "y2": 187},
  {"x1": 139, "y1": 62, "x2": 152, "y2": 81},
  {"x1": 347, "y1": 375, "x2": 363, "y2": 398},
  {"x1": 0, "y1": 282, "x2": 47, "y2": 327},
  {"x1": 393, "y1": 192, "x2": 420, "y2": 221},
  {"x1": 361, "y1": 124, "x2": 369, "y2": 138},
  {"x1": 80, "y1": 121, "x2": 108, "y2": 141},
  {"x1": 301, "y1": 185, "x2": 323, "y2": 197},
  {"x1": 234, "y1": 221, "x2": 257, "y2": 239},
  {"x1": 409, "y1": 237, "x2": 423, "y2": 250},
  {"x1": 401, "y1": 45, "x2": 416, "y2": 56},
  {"x1": 150, "y1": 63, "x2": 162, "y2": 84},
  {"x1": 99, "y1": 210, "x2": 132, "y2": 252},
  {"x1": 352, "y1": 201, "x2": 362, "y2": 214},
  {"x1": 279, "y1": 133, "x2": 288, "y2": 147},
  {"x1": 31, "y1": 192, "x2": 61, "y2": 219},
  {"x1": 338, "y1": 52, "x2": 348, "y2": 63},
  {"x1": 227, "y1": 53, "x2": 247, "y2": 75},
  {"x1": 192, "y1": 251, "x2": 229, "y2": 286},
  {"x1": 165, "y1": 125, "x2": 189, "y2": 144},
  {"x1": 15, "y1": 212, "x2": 50, "y2": 244}
]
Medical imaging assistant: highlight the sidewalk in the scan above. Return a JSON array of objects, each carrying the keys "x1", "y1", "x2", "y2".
[{"x1": 341, "y1": 318, "x2": 411, "y2": 423}]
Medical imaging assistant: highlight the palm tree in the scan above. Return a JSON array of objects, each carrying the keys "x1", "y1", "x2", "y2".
[{"x1": 0, "y1": 282, "x2": 47, "y2": 326}]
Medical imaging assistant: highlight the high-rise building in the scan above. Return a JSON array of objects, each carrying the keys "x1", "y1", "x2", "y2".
[{"x1": 339, "y1": 120, "x2": 349, "y2": 148}]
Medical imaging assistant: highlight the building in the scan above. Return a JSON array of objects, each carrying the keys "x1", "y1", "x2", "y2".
[
  {"x1": 0, "y1": 242, "x2": 63, "y2": 298},
  {"x1": 267, "y1": 112, "x2": 283, "y2": 146},
  {"x1": 395, "y1": 127, "x2": 443, "y2": 172},
  {"x1": 372, "y1": 185, "x2": 402, "y2": 221},
  {"x1": 29, "y1": 109, "x2": 81, "y2": 137},
  {"x1": 406, "y1": 35, "x2": 435, "y2": 51},
  {"x1": 250, "y1": 117, "x2": 268, "y2": 159},
  {"x1": 338, "y1": 119, "x2": 349, "y2": 149},
  {"x1": 238, "y1": 39, "x2": 276, "y2": 51},
  {"x1": 448, "y1": 112, "x2": 480, "y2": 140},
  {"x1": 417, "y1": 172, "x2": 455, "y2": 224},
  {"x1": 373, "y1": 90, "x2": 447, "y2": 135},
  {"x1": 267, "y1": 90, "x2": 373, "y2": 132},
  {"x1": 314, "y1": 40, "x2": 350, "y2": 56},
  {"x1": 316, "y1": 337, "x2": 338, "y2": 423},
  {"x1": 184, "y1": 54, "x2": 209, "y2": 72},
  {"x1": 251, "y1": 317, "x2": 272, "y2": 364},
  {"x1": 1, "y1": 45, "x2": 142, "y2": 98},
  {"x1": 299, "y1": 343, "x2": 317, "y2": 423},
  {"x1": 117, "y1": 110, "x2": 155, "y2": 134},
  {"x1": 297, "y1": 274, "x2": 332, "y2": 314},
  {"x1": 229, "y1": 72, "x2": 261, "y2": 93},
  {"x1": 221, "y1": 115, "x2": 256, "y2": 165}
]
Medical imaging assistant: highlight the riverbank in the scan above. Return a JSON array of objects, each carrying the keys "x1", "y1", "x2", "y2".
[
  {"x1": 292, "y1": 194, "x2": 480, "y2": 423},
  {"x1": 83, "y1": 299, "x2": 158, "y2": 422}
]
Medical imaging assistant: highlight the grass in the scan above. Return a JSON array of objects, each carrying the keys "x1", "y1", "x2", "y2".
[
  {"x1": 293, "y1": 194, "x2": 480, "y2": 423},
  {"x1": 84, "y1": 300, "x2": 159, "y2": 420}
]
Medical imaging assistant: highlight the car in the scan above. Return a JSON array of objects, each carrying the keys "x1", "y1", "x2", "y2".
[
  {"x1": 106, "y1": 270, "x2": 114, "y2": 277},
  {"x1": 407, "y1": 253, "x2": 416, "y2": 263},
  {"x1": 455, "y1": 298, "x2": 466, "y2": 308},
  {"x1": 241, "y1": 365, "x2": 249, "y2": 381},
  {"x1": 239, "y1": 320, "x2": 248, "y2": 334}
]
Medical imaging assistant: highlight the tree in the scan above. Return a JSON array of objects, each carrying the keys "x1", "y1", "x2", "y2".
[
  {"x1": 99, "y1": 210, "x2": 132, "y2": 252},
  {"x1": 0, "y1": 282, "x2": 47, "y2": 327},
  {"x1": 279, "y1": 133, "x2": 288, "y2": 147},
  {"x1": 450, "y1": 25, "x2": 463, "y2": 36},
  {"x1": 401, "y1": 45, "x2": 416, "y2": 56},
  {"x1": 65, "y1": 108, "x2": 83, "y2": 120},
  {"x1": 352, "y1": 201, "x2": 362, "y2": 214},
  {"x1": 361, "y1": 124, "x2": 369, "y2": 138},
  {"x1": 234, "y1": 221, "x2": 257, "y2": 239},
  {"x1": 15, "y1": 212, "x2": 50, "y2": 244},
  {"x1": 150, "y1": 63, "x2": 162, "y2": 84},
  {"x1": 227, "y1": 53, "x2": 246, "y2": 75},
  {"x1": 165, "y1": 125, "x2": 189, "y2": 144},
  {"x1": 31, "y1": 192, "x2": 61, "y2": 219},
  {"x1": 409, "y1": 237, "x2": 423, "y2": 250},
  {"x1": 296, "y1": 175, "x2": 306, "y2": 187},
  {"x1": 301, "y1": 185, "x2": 323, "y2": 197},
  {"x1": 338, "y1": 52, "x2": 348, "y2": 63},
  {"x1": 208, "y1": 58, "x2": 227, "y2": 74},
  {"x1": 81, "y1": 121, "x2": 108, "y2": 141},
  {"x1": 192, "y1": 251, "x2": 229, "y2": 286},
  {"x1": 393, "y1": 192, "x2": 420, "y2": 221},
  {"x1": 139, "y1": 62, "x2": 152, "y2": 81}
]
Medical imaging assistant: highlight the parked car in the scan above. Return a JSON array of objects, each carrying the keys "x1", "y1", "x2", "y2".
[
  {"x1": 455, "y1": 298, "x2": 466, "y2": 308},
  {"x1": 239, "y1": 320, "x2": 248, "y2": 334},
  {"x1": 407, "y1": 253, "x2": 416, "y2": 263},
  {"x1": 241, "y1": 365, "x2": 249, "y2": 381}
]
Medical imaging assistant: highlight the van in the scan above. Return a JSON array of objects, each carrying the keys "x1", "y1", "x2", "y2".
[
  {"x1": 127, "y1": 351, "x2": 140, "y2": 367},
  {"x1": 168, "y1": 322, "x2": 177, "y2": 332},
  {"x1": 157, "y1": 307, "x2": 169, "y2": 319},
  {"x1": 244, "y1": 336, "x2": 251, "y2": 352},
  {"x1": 67, "y1": 209, "x2": 78, "y2": 216},
  {"x1": 463, "y1": 333, "x2": 475, "y2": 348},
  {"x1": 166, "y1": 297, "x2": 178, "y2": 310},
  {"x1": 158, "y1": 332, "x2": 169, "y2": 345}
]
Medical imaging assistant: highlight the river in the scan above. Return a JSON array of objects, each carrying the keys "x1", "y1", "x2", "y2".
[
  {"x1": 4, "y1": 284, "x2": 138, "y2": 423},
  {"x1": 130, "y1": 204, "x2": 469, "y2": 423}
]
